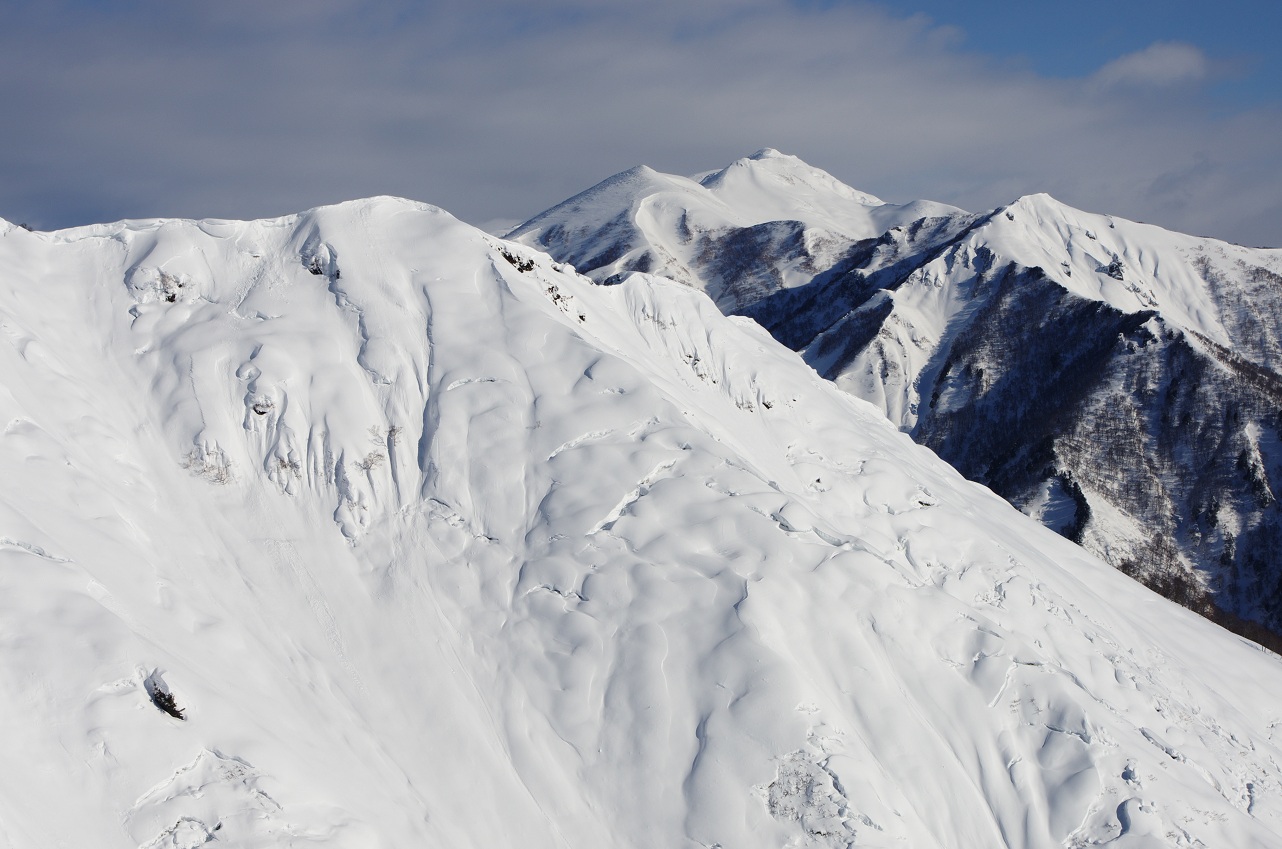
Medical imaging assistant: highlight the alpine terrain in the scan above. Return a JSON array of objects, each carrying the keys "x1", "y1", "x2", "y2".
[
  {"x1": 3, "y1": 199, "x2": 1282, "y2": 847},
  {"x1": 510, "y1": 149, "x2": 1282, "y2": 634}
]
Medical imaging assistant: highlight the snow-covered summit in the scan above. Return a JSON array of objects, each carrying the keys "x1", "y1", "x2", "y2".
[
  {"x1": 698, "y1": 147, "x2": 885, "y2": 212},
  {"x1": 4, "y1": 196, "x2": 1282, "y2": 847},
  {"x1": 975, "y1": 191, "x2": 1282, "y2": 348},
  {"x1": 508, "y1": 151, "x2": 962, "y2": 310},
  {"x1": 517, "y1": 154, "x2": 1282, "y2": 637}
]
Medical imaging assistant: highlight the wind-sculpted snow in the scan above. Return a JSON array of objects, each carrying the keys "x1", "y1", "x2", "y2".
[
  {"x1": 517, "y1": 152, "x2": 1282, "y2": 634},
  {"x1": 2, "y1": 199, "x2": 1282, "y2": 847}
]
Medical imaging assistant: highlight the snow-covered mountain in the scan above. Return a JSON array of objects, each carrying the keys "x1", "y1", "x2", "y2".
[
  {"x1": 4, "y1": 200, "x2": 1282, "y2": 847},
  {"x1": 508, "y1": 149, "x2": 963, "y2": 312},
  {"x1": 511, "y1": 152, "x2": 1282, "y2": 634}
]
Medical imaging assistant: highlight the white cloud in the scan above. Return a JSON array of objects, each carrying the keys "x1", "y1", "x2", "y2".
[
  {"x1": 1092, "y1": 42, "x2": 1210, "y2": 89},
  {"x1": 0, "y1": 1, "x2": 1278, "y2": 246}
]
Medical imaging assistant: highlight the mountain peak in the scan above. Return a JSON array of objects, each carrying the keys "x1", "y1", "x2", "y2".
[
  {"x1": 508, "y1": 153, "x2": 964, "y2": 312},
  {"x1": 700, "y1": 149, "x2": 884, "y2": 208},
  {"x1": 1009, "y1": 191, "x2": 1059, "y2": 207},
  {"x1": 505, "y1": 164, "x2": 705, "y2": 241}
]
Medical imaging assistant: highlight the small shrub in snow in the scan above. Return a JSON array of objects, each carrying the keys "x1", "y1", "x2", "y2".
[
  {"x1": 356, "y1": 451, "x2": 386, "y2": 471},
  {"x1": 182, "y1": 447, "x2": 234, "y2": 484},
  {"x1": 143, "y1": 670, "x2": 185, "y2": 720},
  {"x1": 151, "y1": 689, "x2": 186, "y2": 720},
  {"x1": 498, "y1": 247, "x2": 535, "y2": 273},
  {"x1": 275, "y1": 456, "x2": 301, "y2": 477},
  {"x1": 368, "y1": 425, "x2": 402, "y2": 446}
]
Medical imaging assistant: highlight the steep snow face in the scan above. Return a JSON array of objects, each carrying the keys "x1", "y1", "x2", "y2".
[
  {"x1": 846, "y1": 195, "x2": 1282, "y2": 431},
  {"x1": 805, "y1": 195, "x2": 1282, "y2": 627},
  {"x1": 3, "y1": 202, "x2": 1282, "y2": 847},
  {"x1": 973, "y1": 193, "x2": 1281, "y2": 355},
  {"x1": 508, "y1": 150, "x2": 961, "y2": 312},
  {"x1": 517, "y1": 154, "x2": 1282, "y2": 630}
]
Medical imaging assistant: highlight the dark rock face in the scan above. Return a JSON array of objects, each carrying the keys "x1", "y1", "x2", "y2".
[
  {"x1": 793, "y1": 244, "x2": 1282, "y2": 632},
  {"x1": 912, "y1": 265, "x2": 1157, "y2": 502},
  {"x1": 907, "y1": 263, "x2": 1282, "y2": 629},
  {"x1": 512, "y1": 165, "x2": 1282, "y2": 633}
]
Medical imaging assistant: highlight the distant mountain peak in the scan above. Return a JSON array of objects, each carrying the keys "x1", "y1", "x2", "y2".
[
  {"x1": 508, "y1": 152, "x2": 961, "y2": 313},
  {"x1": 699, "y1": 148, "x2": 885, "y2": 209}
]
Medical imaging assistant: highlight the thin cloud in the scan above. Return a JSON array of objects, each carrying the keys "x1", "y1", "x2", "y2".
[
  {"x1": 1093, "y1": 42, "x2": 1211, "y2": 89},
  {"x1": 0, "y1": 1, "x2": 1279, "y2": 246}
]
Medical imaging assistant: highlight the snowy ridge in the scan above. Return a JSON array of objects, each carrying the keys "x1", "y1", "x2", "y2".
[
  {"x1": 509, "y1": 149, "x2": 962, "y2": 312},
  {"x1": 976, "y1": 193, "x2": 1280, "y2": 350},
  {"x1": 2, "y1": 199, "x2": 1282, "y2": 846},
  {"x1": 808, "y1": 191, "x2": 1282, "y2": 625},
  {"x1": 800, "y1": 191, "x2": 1282, "y2": 429},
  {"x1": 517, "y1": 152, "x2": 1282, "y2": 632}
]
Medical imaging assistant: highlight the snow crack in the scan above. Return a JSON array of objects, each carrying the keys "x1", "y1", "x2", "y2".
[
  {"x1": 0, "y1": 537, "x2": 70, "y2": 562},
  {"x1": 587, "y1": 459, "x2": 677, "y2": 534}
]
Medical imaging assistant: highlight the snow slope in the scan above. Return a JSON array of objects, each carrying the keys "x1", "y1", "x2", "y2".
[
  {"x1": 834, "y1": 192, "x2": 1282, "y2": 431},
  {"x1": 508, "y1": 149, "x2": 961, "y2": 311},
  {"x1": 514, "y1": 153, "x2": 1282, "y2": 632},
  {"x1": 3, "y1": 200, "x2": 1282, "y2": 847},
  {"x1": 810, "y1": 194, "x2": 1282, "y2": 626}
]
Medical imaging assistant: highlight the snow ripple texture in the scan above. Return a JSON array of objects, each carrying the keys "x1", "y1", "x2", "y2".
[{"x1": 0, "y1": 199, "x2": 1281, "y2": 847}]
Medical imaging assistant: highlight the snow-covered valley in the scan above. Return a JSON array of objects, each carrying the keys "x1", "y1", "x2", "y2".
[{"x1": 3, "y1": 200, "x2": 1282, "y2": 847}]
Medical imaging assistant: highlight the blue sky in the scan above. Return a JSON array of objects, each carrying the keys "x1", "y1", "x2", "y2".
[
  {"x1": 1, "y1": 0, "x2": 1279, "y2": 245},
  {"x1": 892, "y1": 0, "x2": 1282, "y2": 106}
]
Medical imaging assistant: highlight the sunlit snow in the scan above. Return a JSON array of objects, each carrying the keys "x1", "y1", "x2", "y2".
[{"x1": 1, "y1": 199, "x2": 1281, "y2": 847}]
